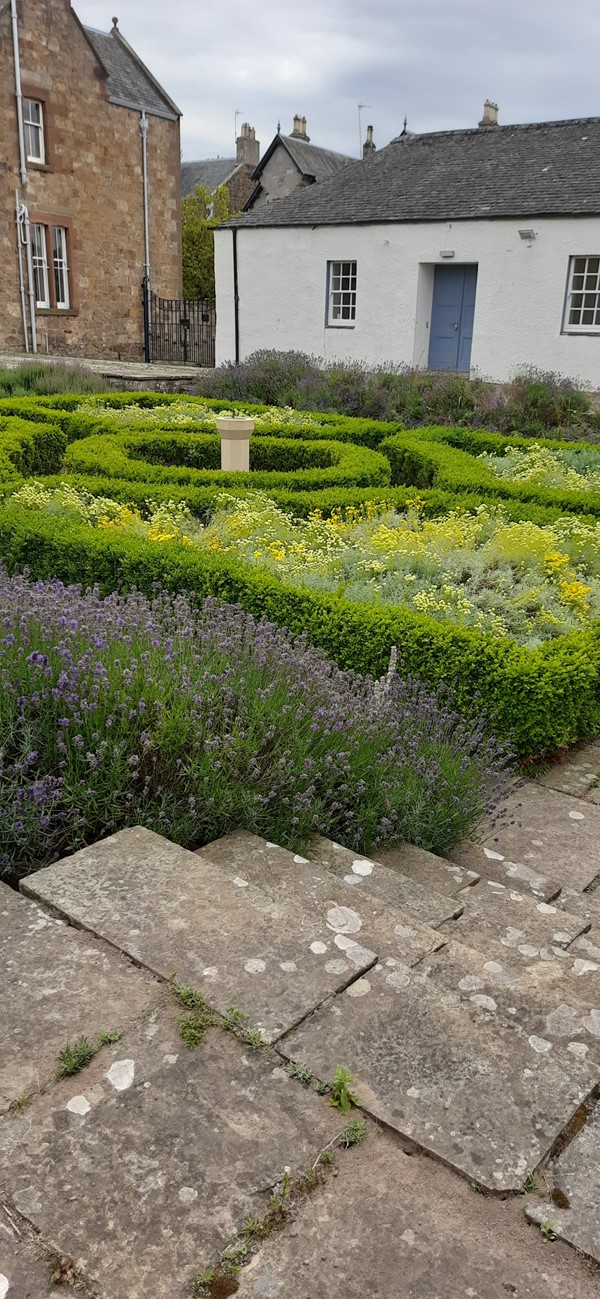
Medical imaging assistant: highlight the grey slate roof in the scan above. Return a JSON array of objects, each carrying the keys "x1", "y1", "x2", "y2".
[
  {"x1": 279, "y1": 135, "x2": 353, "y2": 181},
  {"x1": 84, "y1": 26, "x2": 181, "y2": 119},
  {"x1": 181, "y1": 159, "x2": 237, "y2": 198},
  {"x1": 228, "y1": 118, "x2": 600, "y2": 227}
]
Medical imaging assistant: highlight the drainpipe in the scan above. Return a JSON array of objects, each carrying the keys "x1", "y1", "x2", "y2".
[
  {"x1": 11, "y1": 0, "x2": 37, "y2": 352},
  {"x1": 10, "y1": 0, "x2": 27, "y2": 187},
  {"x1": 232, "y1": 228, "x2": 240, "y2": 364},
  {"x1": 15, "y1": 190, "x2": 29, "y2": 352},
  {"x1": 139, "y1": 111, "x2": 152, "y2": 361},
  {"x1": 22, "y1": 202, "x2": 38, "y2": 354}
]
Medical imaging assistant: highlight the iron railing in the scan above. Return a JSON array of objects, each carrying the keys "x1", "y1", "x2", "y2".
[{"x1": 143, "y1": 280, "x2": 215, "y2": 366}]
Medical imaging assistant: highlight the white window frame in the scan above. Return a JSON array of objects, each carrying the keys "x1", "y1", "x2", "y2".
[
  {"x1": 326, "y1": 259, "x2": 357, "y2": 327},
  {"x1": 23, "y1": 98, "x2": 45, "y2": 164},
  {"x1": 563, "y1": 255, "x2": 600, "y2": 334},
  {"x1": 31, "y1": 223, "x2": 50, "y2": 308},
  {"x1": 52, "y1": 226, "x2": 70, "y2": 309}
]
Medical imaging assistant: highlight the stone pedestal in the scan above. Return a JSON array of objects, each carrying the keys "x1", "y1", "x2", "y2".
[{"x1": 215, "y1": 416, "x2": 254, "y2": 472}]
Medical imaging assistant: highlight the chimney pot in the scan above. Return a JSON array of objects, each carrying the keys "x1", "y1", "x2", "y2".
[
  {"x1": 362, "y1": 124, "x2": 376, "y2": 158},
  {"x1": 290, "y1": 114, "x2": 310, "y2": 141},
  {"x1": 236, "y1": 122, "x2": 260, "y2": 167},
  {"x1": 478, "y1": 99, "x2": 499, "y2": 128}
]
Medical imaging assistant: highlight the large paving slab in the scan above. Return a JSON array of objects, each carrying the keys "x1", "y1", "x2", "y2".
[
  {"x1": 373, "y1": 841, "x2": 480, "y2": 898},
  {"x1": 450, "y1": 840, "x2": 562, "y2": 901},
  {"x1": 21, "y1": 828, "x2": 443, "y2": 1044},
  {"x1": 526, "y1": 1102, "x2": 600, "y2": 1265},
  {"x1": 420, "y1": 939, "x2": 600, "y2": 1066},
  {"x1": 0, "y1": 1206, "x2": 59, "y2": 1299},
  {"x1": 537, "y1": 739, "x2": 600, "y2": 805},
  {"x1": 306, "y1": 835, "x2": 462, "y2": 927},
  {"x1": 475, "y1": 783, "x2": 600, "y2": 891},
  {"x1": 0, "y1": 881, "x2": 159, "y2": 1112},
  {"x1": 238, "y1": 1125, "x2": 600, "y2": 1299},
  {"x1": 0, "y1": 1006, "x2": 340, "y2": 1299},
  {"x1": 279, "y1": 961, "x2": 598, "y2": 1191},
  {"x1": 442, "y1": 879, "x2": 589, "y2": 968}
]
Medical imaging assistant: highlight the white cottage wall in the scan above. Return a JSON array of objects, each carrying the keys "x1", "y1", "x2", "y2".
[{"x1": 214, "y1": 218, "x2": 600, "y2": 386}]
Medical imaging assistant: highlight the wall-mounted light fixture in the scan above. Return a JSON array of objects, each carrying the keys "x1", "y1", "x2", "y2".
[
  {"x1": 518, "y1": 229, "x2": 536, "y2": 242},
  {"x1": 439, "y1": 249, "x2": 455, "y2": 259}
]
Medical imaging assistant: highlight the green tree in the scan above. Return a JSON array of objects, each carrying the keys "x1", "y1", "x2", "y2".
[{"x1": 182, "y1": 184, "x2": 236, "y2": 300}]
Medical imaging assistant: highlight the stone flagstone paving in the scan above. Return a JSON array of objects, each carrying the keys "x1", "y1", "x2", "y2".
[{"x1": 2, "y1": 767, "x2": 600, "y2": 1295}]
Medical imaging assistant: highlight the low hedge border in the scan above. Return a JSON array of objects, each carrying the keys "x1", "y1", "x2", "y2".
[
  {"x1": 380, "y1": 427, "x2": 600, "y2": 516},
  {"x1": 63, "y1": 430, "x2": 391, "y2": 492},
  {"x1": 0, "y1": 416, "x2": 66, "y2": 485},
  {"x1": 0, "y1": 502, "x2": 598, "y2": 758}
]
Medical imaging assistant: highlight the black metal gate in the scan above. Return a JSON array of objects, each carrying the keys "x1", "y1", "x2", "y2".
[{"x1": 142, "y1": 280, "x2": 215, "y2": 366}]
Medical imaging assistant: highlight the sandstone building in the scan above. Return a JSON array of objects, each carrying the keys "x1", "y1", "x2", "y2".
[{"x1": 0, "y1": 0, "x2": 182, "y2": 359}]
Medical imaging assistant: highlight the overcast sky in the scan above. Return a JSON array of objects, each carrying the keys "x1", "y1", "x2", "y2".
[{"x1": 75, "y1": 0, "x2": 600, "y2": 161}]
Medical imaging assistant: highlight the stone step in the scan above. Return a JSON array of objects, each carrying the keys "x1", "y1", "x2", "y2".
[
  {"x1": 536, "y1": 737, "x2": 600, "y2": 806},
  {"x1": 279, "y1": 955, "x2": 598, "y2": 1193},
  {"x1": 470, "y1": 782, "x2": 600, "y2": 891},
  {"x1": 199, "y1": 831, "x2": 446, "y2": 965},
  {"x1": 441, "y1": 880, "x2": 590, "y2": 969},
  {"x1": 306, "y1": 835, "x2": 463, "y2": 928},
  {"x1": 556, "y1": 885, "x2": 600, "y2": 925},
  {"x1": 0, "y1": 880, "x2": 160, "y2": 1113},
  {"x1": 0, "y1": 1004, "x2": 340, "y2": 1299},
  {"x1": 449, "y1": 841, "x2": 562, "y2": 902},
  {"x1": 22, "y1": 828, "x2": 444, "y2": 1046},
  {"x1": 370, "y1": 841, "x2": 480, "y2": 898},
  {"x1": 526, "y1": 1101, "x2": 600, "y2": 1265},
  {"x1": 419, "y1": 939, "x2": 600, "y2": 1066}
]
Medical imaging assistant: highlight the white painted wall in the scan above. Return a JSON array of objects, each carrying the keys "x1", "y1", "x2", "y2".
[{"x1": 214, "y1": 218, "x2": 600, "y2": 386}]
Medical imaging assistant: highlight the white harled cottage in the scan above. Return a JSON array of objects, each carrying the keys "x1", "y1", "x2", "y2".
[{"x1": 214, "y1": 103, "x2": 600, "y2": 386}]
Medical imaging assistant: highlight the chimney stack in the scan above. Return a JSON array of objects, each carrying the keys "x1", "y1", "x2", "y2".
[
  {"x1": 236, "y1": 122, "x2": 260, "y2": 167},
  {"x1": 478, "y1": 99, "x2": 499, "y2": 128},
  {"x1": 290, "y1": 115, "x2": 310, "y2": 141},
  {"x1": 362, "y1": 124, "x2": 376, "y2": 158}
]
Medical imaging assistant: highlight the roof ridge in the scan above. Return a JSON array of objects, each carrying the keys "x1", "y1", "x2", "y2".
[{"x1": 391, "y1": 115, "x2": 600, "y2": 143}]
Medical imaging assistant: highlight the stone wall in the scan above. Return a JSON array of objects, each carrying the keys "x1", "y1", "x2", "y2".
[
  {"x1": 0, "y1": 0, "x2": 181, "y2": 360},
  {"x1": 250, "y1": 143, "x2": 310, "y2": 207}
]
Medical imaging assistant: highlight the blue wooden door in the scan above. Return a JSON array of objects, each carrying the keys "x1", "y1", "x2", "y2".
[{"x1": 428, "y1": 265, "x2": 478, "y2": 372}]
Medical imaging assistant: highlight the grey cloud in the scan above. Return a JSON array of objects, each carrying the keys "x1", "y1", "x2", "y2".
[{"x1": 75, "y1": 0, "x2": 600, "y2": 159}]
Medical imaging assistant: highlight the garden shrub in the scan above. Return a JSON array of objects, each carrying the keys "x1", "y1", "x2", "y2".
[
  {"x1": 0, "y1": 417, "x2": 66, "y2": 484},
  {"x1": 0, "y1": 568, "x2": 510, "y2": 880},
  {"x1": 63, "y1": 430, "x2": 391, "y2": 491},
  {"x1": 0, "y1": 503, "x2": 598, "y2": 757}
]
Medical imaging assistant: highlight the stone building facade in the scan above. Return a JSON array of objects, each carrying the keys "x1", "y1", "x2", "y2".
[
  {"x1": 0, "y1": 0, "x2": 182, "y2": 360},
  {"x1": 244, "y1": 116, "x2": 353, "y2": 211},
  {"x1": 182, "y1": 124, "x2": 260, "y2": 213}
]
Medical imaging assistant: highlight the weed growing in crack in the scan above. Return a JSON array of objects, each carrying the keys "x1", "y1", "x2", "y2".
[
  {"x1": 540, "y1": 1219, "x2": 557, "y2": 1243},
  {"x1": 522, "y1": 1172, "x2": 541, "y2": 1194},
  {"x1": 55, "y1": 1029, "x2": 122, "y2": 1079},
  {"x1": 8, "y1": 1094, "x2": 30, "y2": 1114},
  {"x1": 329, "y1": 1065, "x2": 358, "y2": 1113},
  {"x1": 169, "y1": 980, "x2": 217, "y2": 1049},
  {"x1": 341, "y1": 1117, "x2": 367, "y2": 1147},
  {"x1": 287, "y1": 1061, "x2": 313, "y2": 1085}
]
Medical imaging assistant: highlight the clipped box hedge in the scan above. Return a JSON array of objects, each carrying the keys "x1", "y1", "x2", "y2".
[
  {"x1": 380, "y1": 426, "x2": 600, "y2": 516},
  {"x1": 0, "y1": 501, "x2": 598, "y2": 758},
  {"x1": 0, "y1": 416, "x2": 66, "y2": 485},
  {"x1": 63, "y1": 430, "x2": 390, "y2": 492}
]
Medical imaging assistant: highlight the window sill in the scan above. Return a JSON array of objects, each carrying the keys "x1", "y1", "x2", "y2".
[
  {"x1": 27, "y1": 162, "x2": 53, "y2": 173},
  {"x1": 561, "y1": 328, "x2": 600, "y2": 337},
  {"x1": 36, "y1": 308, "x2": 78, "y2": 317},
  {"x1": 326, "y1": 324, "x2": 356, "y2": 330}
]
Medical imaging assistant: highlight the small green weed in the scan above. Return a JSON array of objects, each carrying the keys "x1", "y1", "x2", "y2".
[
  {"x1": 315, "y1": 1078, "x2": 330, "y2": 1096},
  {"x1": 190, "y1": 1264, "x2": 239, "y2": 1298},
  {"x1": 8, "y1": 1094, "x2": 30, "y2": 1114},
  {"x1": 522, "y1": 1171, "x2": 540, "y2": 1194},
  {"x1": 170, "y1": 980, "x2": 207, "y2": 1010},
  {"x1": 287, "y1": 1060, "x2": 313, "y2": 1085},
  {"x1": 222, "y1": 1006, "x2": 248, "y2": 1032},
  {"x1": 540, "y1": 1219, "x2": 557, "y2": 1242},
  {"x1": 240, "y1": 1026, "x2": 265, "y2": 1051},
  {"x1": 341, "y1": 1117, "x2": 367, "y2": 1147},
  {"x1": 329, "y1": 1065, "x2": 358, "y2": 1113},
  {"x1": 179, "y1": 1015, "x2": 209, "y2": 1050},
  {"x1": 319, "y1": 1147, "x2": 335, "y2": 1166},
  {"x1": 56, "y1": 1035, "x2": 97, "y2": 1078},
  {"x1": 242, "y1": 1217, "x2": 262, "y2": 1238},
  {"x1": 98, "y1": 1029, "x2": 123, "y2": 1046}
]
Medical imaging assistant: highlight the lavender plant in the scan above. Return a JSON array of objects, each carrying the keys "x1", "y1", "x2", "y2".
[{"x1": 0, "y1": 568, "x2": 511, "y2": 881}]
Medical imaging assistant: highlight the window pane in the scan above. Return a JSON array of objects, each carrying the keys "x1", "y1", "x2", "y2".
[
  {"x1": 24, "y1": 98, "x2": 45, "y2": 163},
  {"x1": 328, "y1": 260, "x2": 357, "y2": 325},
  {"x1": 31, "y1": 223, "x2": 49, "y2": 307},
  {"x1": 582, "y1": 309, "x2": 594, "y2": 324},
  {"x1": 574, "y1": 257, "x2": 587, "y2": 274},
  {"x1": 588, "y1": 257, "x2": 600, "y2": 274},
  {"x1": 52, "y1": 226, "x2": 69, "y2": 309}
]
